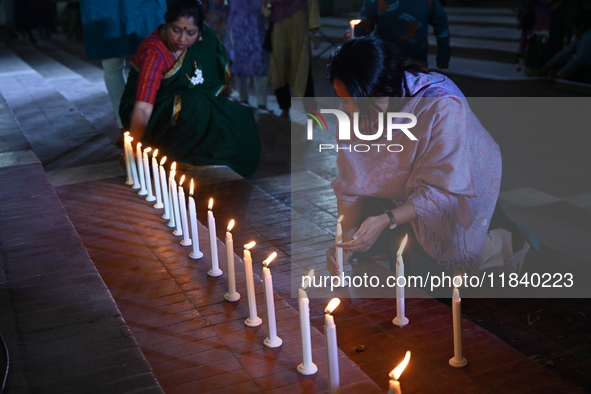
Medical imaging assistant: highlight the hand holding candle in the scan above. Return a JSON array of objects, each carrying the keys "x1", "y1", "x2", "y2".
[
  {"x1": 243, "y1": 242, "x2": 262, "y2": 327},
  {"x1": 188, "y1": 178, "x2": 203, "y2": 259},
  {"x1": 151, "y1": 149, "x2": 164, "y2": 209},
  {"x1": 297, "y1": 269, "x2": 318, "y2": 375},
  {"x1": 207, "y1": 198, "x2": 222, "y2": 277},
  {"x1": 393, "y1": 234, "x2": 409, "y2": 327},
  {"x1": 449, "y1": 276, "x2": 468, "y2": 368},
  {"x1": 159, "y1": 156, "x2": 171, "y2": 220},
  {"x1": 350, "y1": 19, "x2": 361, "y2": 38},
  {"x1": 224, "y1": 219, "x2": 240, "y2": 302},
  {"x1": 178, "y1": 175, "x2": 191, "y2": 246},
  {"x1": 325, "y1": 298, "x2": 341, "y2": 394},
  {"x1": 262, "y1": 252, "x2": 282, "y2": 348},
  {"x1": 388, "y1": 351, "x2": 411, "y2": 394}
]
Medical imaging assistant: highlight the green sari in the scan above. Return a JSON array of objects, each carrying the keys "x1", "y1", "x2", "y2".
[{"x1": 120, "y1": 25, "x2": 261, "y2": 177}]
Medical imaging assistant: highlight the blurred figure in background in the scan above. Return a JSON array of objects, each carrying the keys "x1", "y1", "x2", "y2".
[
  {"x1": 79, "y1": 0, "x2": 167, "y2": 131},
  {"x1": 225, "y1": 0, "x2": 269, "y2": 110}
]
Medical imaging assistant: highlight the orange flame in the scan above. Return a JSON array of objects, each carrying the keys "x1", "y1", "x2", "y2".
[
  {"x1": 190, "y1": 178, "x2": 194, "y2": 196},
  {"x1": 350, "y1": 19, "x2": 361, "y2": 27},
  {"x1": 179, "y1": 175, "x2": 186, "y2": 186},
  {"x1": 160, "y1": 156, "x2": 167, "y2": 166},
  {"x1": 325, "y1": 298, "x2": 341, "y2": 314},
  {"x1": 397, "y1": 234, "x2": 408, "y2": 257},
  {"x1": 227, "y1": 219, "x2": 235, "y2": 232},
  {"x1": 144, "y1": 147, "x2": 152, "y2": 153},
  {"x1": 244, "y1": 241, "x2": 256, "y2": 250},
  {"x1": 153, "y1": 149, "x2": 158, "y2": 158},
  {"x1": 208, "y1": 198, "x2": 213, "y2": 210},
  {"x1": 389, "y1": 351, "x2": 411, "y2": 381},
  {"x1": 263, "y1": 251, "x2": 277, "y2": 267}
]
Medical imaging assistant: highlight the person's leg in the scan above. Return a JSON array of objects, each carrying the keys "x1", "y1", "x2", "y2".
[
  {"x1": 253, "y1": 75, "x2": 268, "y2": 108},
  {"x1": 236, "y1": 74, "x2": 249, "y2": 104},
  {"x1": 102, "y1": 57, "x2": 127, "y2": 129},
  {"x1": 274, "y1": 85, "x2": 291, "y2": 118}
]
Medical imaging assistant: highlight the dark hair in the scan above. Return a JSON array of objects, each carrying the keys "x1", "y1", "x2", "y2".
[
  {"x1": 165, "y1": 0, "x2": 205, "y2": 31},
  {"x1": 327, "y1": 36, "x2": 427, "y2": 98}
]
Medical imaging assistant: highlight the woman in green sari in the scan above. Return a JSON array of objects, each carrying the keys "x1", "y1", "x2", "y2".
[{"x1": 120, "y1": 0, "x2": 261, "y2": 177}]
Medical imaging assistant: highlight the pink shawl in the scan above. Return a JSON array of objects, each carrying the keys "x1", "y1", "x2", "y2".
[{"x1": 332, "y1": 72, "x2": 502, "y2": 272}]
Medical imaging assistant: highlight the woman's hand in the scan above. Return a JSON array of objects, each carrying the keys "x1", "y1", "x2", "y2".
[
  {"x1": 326, "y1": 247, "x2": 351, "y2": 276},
  {"x1": 337, "y1": 213, "x2": 389, "y2": 253}
]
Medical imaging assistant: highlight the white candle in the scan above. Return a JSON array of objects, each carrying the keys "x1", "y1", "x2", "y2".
[
  {"x1": 224, "y1": 220, "x2": 240, "y2": 302},
  {"x1": 169, "y1": 163, "x2": 180, "y2": 233},
  {"x1": 207, "y1": 198, "x2": 222, "y2": 277},
  {"x1": 188, "y1": 179, "x2": 203, "y2": 259},
  {"x1": 392, "y1": 235, "x2": 409, "y2": 327},
  {"x1": 388, "y1": 351, "x2": 411, "y2": 394},
  {"x1": 135, "y1": 142, "x2": 147, "y2": 195},
  {"x1": 449, "y1": 278, "x2": 468, "y2": 368},
  {"x1": 151, "y1": 149, "x2": 163, "y2": 209},
  {"x1": 297, "y1": 270, "x2": 318, "y2": 375},
  {"x1": 125, "y1": 135, "x2": 140, "y2": 189},
  {"x1": 243, "y1": 242, "x2": 262, "y2": 327},
  {"x1": 178, "y1": 175, "x2": 191, "y2": 246},
  {"x1": 159, "y1": 157, "x2": 171, "y2": 221},
  {"x1": 142, "y1": 147, "x2": 156, "y2": 202},
  {"x1": 325, "y1": 298, "x2": 340, "y2": 394},
  {"x1": 350, "y1": 19, "x2": 361, "y2": 38},
  {"x1": 335, "y1": 215, "x2": 344, "y2": 276},
  {"x1": 262, "y1": 252, "x2": 282, "y2": 348},
  {"x1": 123, "y1": 132, "x2": 133, "y2": 185}
]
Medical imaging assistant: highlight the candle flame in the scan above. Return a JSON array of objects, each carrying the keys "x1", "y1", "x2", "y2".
[
  {"x1": 350, "y1": 19, "x2": 361, "y2": 27},
  {"x1": 144, "y1": 147, "x2": 152, "y2": 153},
  {"x1": 397, "y1": 234, "x2": 408, "y2": 257},
  {"x1": 153, "y1": 149, "x2": 158, "y2": 158},
  {"x1": 390, "y1": 351, "x2": 411, "y2": 380},
  {"x1": 244, "y1": 241, "x2": 256, "y2": 250},
  {"x1": 302, "y1": 269, "x2": 315, "y2": 289},
  {"x1": 337, "y1": 215, "x2": 344, "y2": 223},
  {"x1": 128, "y1": 136, "x2": 134, "y2": 142},
  {"x1": 160, "y1": 156, "x2": 167, "y2": 166},
  {"x1": 137, "y1": 142, "x2": 142, "y2": 149},
  {"x1": 179, "y1": 175, "x2": 186, "y2": 186},
  {"x1": 190, "y1": 178, "x2": 194, "y2": 196},
  {"x1": 263, "y1": 251, "x2": 277, "y2": 267},
  {"x1": 124, "y1": 131, "x2": 130, "y2": 136},
  {"x1": 453, "y1": 275, "x2": 463, "y2": 290},
  {"x1": 227, "y1": 219, "x2": 235, "y2": 232},
  {"x1": 208, "y1": 198, "x2": 213, "y2": 210},
  {"x1": 325, "y1": 298, "x2": 340, "y2": 314}
]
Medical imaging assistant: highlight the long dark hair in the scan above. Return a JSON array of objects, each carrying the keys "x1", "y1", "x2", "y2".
[
  {"x1": 327, "y1": 36, "x2": 427, "y2": 98},
  {"x1": 165, "y1": 0, "x2": 205, "y2": 31}
]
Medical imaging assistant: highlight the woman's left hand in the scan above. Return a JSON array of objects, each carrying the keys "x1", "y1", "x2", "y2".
[{"x1": 337, "y1": 213, "x2": 389, "y2": 253}]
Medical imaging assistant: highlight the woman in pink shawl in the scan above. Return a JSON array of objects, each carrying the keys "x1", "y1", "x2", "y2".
[{"x1": 325, "y1": 37, "x2": 532, "y2": 284}]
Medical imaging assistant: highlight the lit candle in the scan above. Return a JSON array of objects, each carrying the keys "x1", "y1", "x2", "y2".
[
  {"x1": 151, "y1": 149, "x2": 163, "y2": 209},
  {"x1": 178, "y1": 175, "x2": 191, "y2": 246},
  {"x1": 262, "y1": 252, "x2": 282, "y2": 348},
  {"x1": 388, "y1": 351, "x2": 411, "y2": 394},
  {"x1": 449, "y1": 276, "x2": 468, "y2": 368},
  {"x1": 125, "y1": 134, "x2": 140, "y2": 189},
  {"x1": 223, "y1": 219, "x2": 240, "y2": 301},
  {"x1": 159, "y1": 156, "x2": 171, "y2": 221},
  {"x1": 207, "y1": 198, "x2": 222, "y2": 277},
  {"x1": 169, "y1": 162, "x2": 180, "y2": 233},
  {"x1": 243, "y1": 242, "x2": 262, "y2": 327},
  {"x1": 325, "y1": 298, "x2": 341, "y2": 394},
  {"x1": 123, "y1": 132, "x2": 133, "y2": 185},
  {"x1": 136, "y1": 142, "x2": 147, "y2": 196},
  {"x1": 335, "y1": 215, "x2": 344, "y2": 276},
  {"x1": 142, "y1": 147, "x2": 156, "y2": 202},
  {"x1": 297, "y1": 269, "x2": 318, "y2": 375},
  {"x1": 188, "y1": 179, "x2": 203, "y2": 259},
  {"x1": 392, "y1": 234, "x2": 409, "y2": 327},
  {"x1": 350, "y1": 19, "x2": 361, "y2": 38}
]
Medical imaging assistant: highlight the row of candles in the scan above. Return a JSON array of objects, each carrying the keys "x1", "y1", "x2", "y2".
[{"x1": 122, "y1": 134, "x2": 467, "y2": 393}]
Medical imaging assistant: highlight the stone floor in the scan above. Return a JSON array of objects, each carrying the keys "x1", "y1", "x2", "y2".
[{"x1": 1, "y1": 4, "x2": 591, "y2": 393}]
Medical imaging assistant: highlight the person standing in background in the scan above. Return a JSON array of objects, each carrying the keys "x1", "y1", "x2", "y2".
[
  {"x1": 350, "y1": 0, "x2": 451, "y2": 69},
  {"x1": 267, "y1": 0, "x2": 321, "y2": 119},
  {"x1": 225, "y1": 0, "x2": 269, "y2": 110},
  {"x1": 79, "y1": 0, "x2": 167, "y2": 132}
]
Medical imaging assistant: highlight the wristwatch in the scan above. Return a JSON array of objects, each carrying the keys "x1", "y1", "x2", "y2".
[{"x1": 384, "y1": 210, "x2": 397, "y2": 230}]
